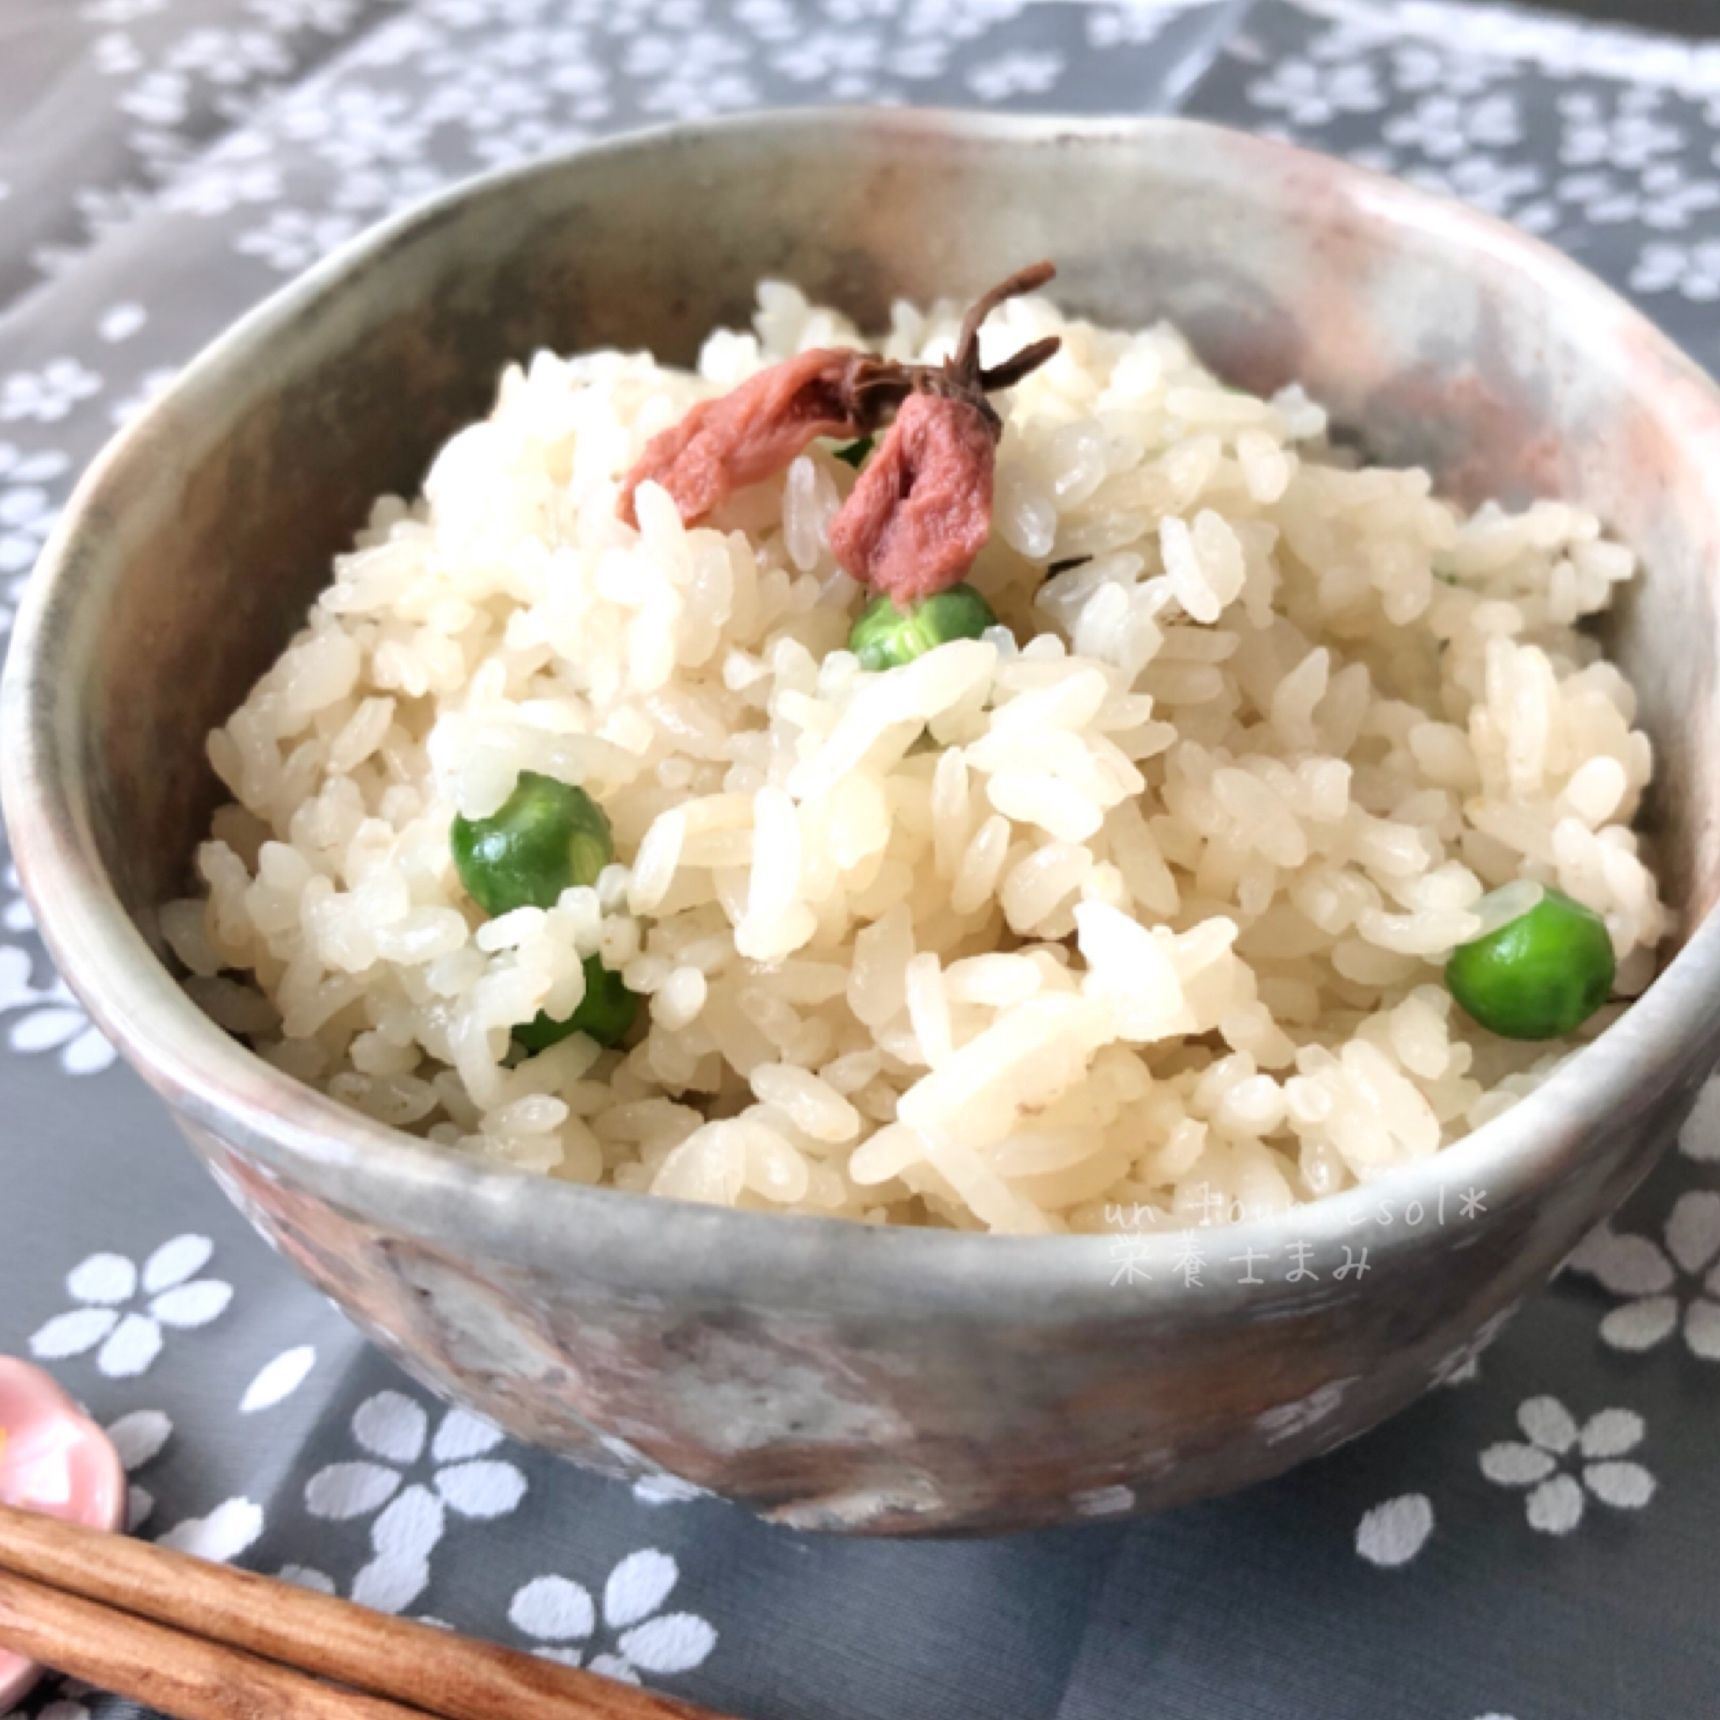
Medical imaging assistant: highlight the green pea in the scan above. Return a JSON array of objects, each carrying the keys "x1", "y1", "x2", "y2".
[
  {"x1": 1446, "y1": 886, "x2": 1616, "y2": 1041},
  {"x1": 848, "y1": 584, "x2": 999, "y2": 672},
  {"x1": 451, "y1": 771, "x2": 613, "y2": 916},
  {"x1": 514, "y1": 954, "x2": 640, "y2": 1053},
  {"x1": 833, "y1": 435, "x2": 874, "y2": 469}
]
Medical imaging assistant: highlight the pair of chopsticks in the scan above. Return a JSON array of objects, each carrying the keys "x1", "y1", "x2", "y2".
[{"x1": 0, "y1": 1501, "x2": 736, "y2": 1720}]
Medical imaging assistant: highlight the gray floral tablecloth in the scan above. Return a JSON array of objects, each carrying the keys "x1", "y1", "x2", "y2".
[{"x1": 4, "y1": 3, "x2": 1720, "y2": 1717}]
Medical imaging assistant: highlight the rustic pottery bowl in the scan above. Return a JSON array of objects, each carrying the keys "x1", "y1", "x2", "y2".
[{"x1": 6, "y1": 111, "x2": 1720, "y2": 1536}]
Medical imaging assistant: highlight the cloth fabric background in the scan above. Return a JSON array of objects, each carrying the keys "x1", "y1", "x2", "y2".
[{"x1": 3, "y1": 3, "x2": 1719, "y2": 1716}]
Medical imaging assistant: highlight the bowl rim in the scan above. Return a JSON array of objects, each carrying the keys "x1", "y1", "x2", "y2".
[{"x1": 7, "y1": 104, "x2": 1720, "y2": 1310}]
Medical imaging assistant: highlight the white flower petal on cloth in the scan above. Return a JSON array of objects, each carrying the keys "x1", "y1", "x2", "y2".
[
  {"x1": 430, "y1": 1407, "x2": 505, "y2": 1463},
  {"x1": 127, "y1": 1485, "x2": 154, "y2": 1531},
  {"x1": 603, "y1": 1549, "x2": 678, "y2": 1629},
  {"x1": 633, "y1": 1474, "x2": 707, "y2": 1506},
  {"x1": 29, "y1": 1305, "x2": 119, "y2": 1359},
  {"x1": 352, "y1": 1390, "x2": 429, "y2": 1465},
  {"x1": 1684, "y1": 1297, "x2": 1720, "y2": 1359},
  {"x1": 1480, "y1": 1442, "x2": 1556, "y2": 1487},
  {"x1": 586, "y1": 1653, "x2": 642, "y2": 1685},
  {"x1": 1599, "y1": 1295, "x2": 1679, "y2": 1352},
  {"x1": 1677, "y1": 1075, "x2": 1720, "y2": 1161},
  {"x1": 157, "y1": 1498, "x2": 264, "y2": 1563},
  {"x1": 62, "y1": 1026, "x2": 116, "y2": 1074},
  {"x1": 279, "y1": 1566, "x2": 337, "y2": 1595},
  {"x1": 352, "y1": 1551, "x2": 431, "y2": 1616},
  {"x1": 9, "y1": 1007, "x2": 86, "y2": 1052},
  {"x1": 434, "y1": 1458, "x2": 527, "y2": 1519},
  {"x1": 1565, "y1": 1227, "x2": 1675, "y2": 1297},
  {"x1": 150, "y1": 1280, "x2": 233, "y2": 1328},
  {"x1": 617, "y1": 1614, "x2": 717, "y2": 1675},
  {"x1": 1665, "y1": 1189, "x2": 1720, "y2": 1276},
  {"x1": 67, "y1": 1251, "x2": 137, "y2": 1304},
  {"x1": 105, "y1": 1409, "x2": 171, "y2": 1471},
  {"x1": 537, "y1": 1647, "x2": 585, "y2": 1668},
  {"x1": 1578, "y1": 1408, "x2": 1643, "y2": 1459},
  {"x1": 509, "y1": 1575, "x2": 595, "y2": 1644},
  {"x1": 1355, "y1": 1494, "x2": 1435, "y2": 1567},
  {"x1": 241, "y1": 1345, "x2": 316, "y2": 1412},
  {"x1": 1517, "y1": 1395, "x2": 1579, "y2": 1454},
  {"x1": 99, "y1": 1312, "x2": 162, "y2": 1377},
  {"x1": 1584, "y1": 1461, "x2": 1657, "y2": 1509},
  {"x1": 143, "y1": 1234, "x2": 214, "y2": 1293},
  {"x1": 370, "y1": 1484, "x2": 446, "y2": 1567},
  {"x1": 304, "y1": 1460, "x2": 402, "y2": 1520},
  {"x1": 1525, "y1": 1474, "x2": 1586, "y2": 1535}
]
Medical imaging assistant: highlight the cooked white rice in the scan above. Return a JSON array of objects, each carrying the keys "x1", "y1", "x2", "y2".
[{"x1": 163, "y1": 283, "x2": 1666, "y2": 1234}]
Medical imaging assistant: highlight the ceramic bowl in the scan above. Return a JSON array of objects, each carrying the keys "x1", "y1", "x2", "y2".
[{"x1": 7, "y1": 111, "x2": 1720, "y2": 1534}]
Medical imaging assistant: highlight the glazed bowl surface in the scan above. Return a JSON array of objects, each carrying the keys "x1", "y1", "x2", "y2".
[{"x1": 7, "y1": 109, "x2": 1720, "y2": 1535}]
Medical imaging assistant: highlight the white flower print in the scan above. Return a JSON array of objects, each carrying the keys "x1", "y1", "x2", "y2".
[
  {"x1": 97, "y1": 303, "x2": 148, "y2": 344},
  {"x1": 241, "y1": 1344, "x2": 317, "y2": 1413},
  {"x1": 1382, "y1": 90, "x2": 1522, "y2": 162},
  {"x1": 1246, "y1": 56, "x2": 1384, "y2": 128},
  {"x1": 81, "y1": 0, "x2": 166, "y2": 20},
  {"x1": 632, "y1": 1472, "x2": 710, "y2": 1507},
  {"x1": 243, "y1": 0, "x2": 364, "y2": 32},
  {"x1": 1630, "y1": 237, "x2": 1720, "y2": 302},
  {"x1": 1567, "y1": 1192, "x2": 1720, "y2": 1358},
  {"x1": 0, "y1": 885, "x2": 116, "y2": 1072},
  {"x1": 508, "y1": 1550, "x2": 717, "y2": 1684},
  {"x1": 1678, "y1": 1075, "x2": 1720, "y2": 1162},
  {"x1": 235, "y1": 207, "x2": 361, "y2": 273},
  {"x1": 1480, "y1": 1397, "x2": 1655, "y2": 1534},
  {"x1": 29, "y1": 1236, "x2": 232, "y2": 1377},
  {"x1": 303, "y1": 1390, "x2": 528, "y2": 1614},
  {"x1": 106, "y1": 1408, "x2": 172, "y2": 1531},
  {"x1": 0, "y1": 441, "x2": 69, "y2": 595},
  {"x1": 0, "y1": 360, "x2": 101, "y2": 425},
  {"x1": 110, "y1": 366, "x2": 180, "y2": 430},
  {"x1": 1355, "y1": 1493, "x2": 1435, "y2": 1567},
  {"x1": 962, "y1": 49, "x2": 1064, "y2": 103},
  {"x1": 158, "y1": 1498, "x2": 266, "y2": 1563}
]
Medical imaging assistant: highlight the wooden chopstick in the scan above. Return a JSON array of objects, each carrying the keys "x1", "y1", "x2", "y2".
[
  {"x1": 0, "y1": 1569, "x2": 432, "y2": 1720},
  {"x1": 0, "y1": 1501, "x2": 732, "y2": 1720}
]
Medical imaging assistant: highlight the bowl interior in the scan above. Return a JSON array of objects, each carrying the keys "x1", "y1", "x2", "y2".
[{"x1": 34, "y1": 112, "x2": 1720, "y2": 1048}]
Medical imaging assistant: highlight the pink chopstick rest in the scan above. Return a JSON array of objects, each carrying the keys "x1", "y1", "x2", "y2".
[{"x1": 0, "y1": 1357, "x2": 127, "y2": 1708}]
